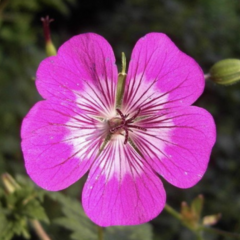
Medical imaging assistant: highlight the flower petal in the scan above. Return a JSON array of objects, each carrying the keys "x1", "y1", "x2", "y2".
[
  {"x1": 82, "y1": 137, "x2": 166, "y2": 226},
  {"x1": 134, "y1": 106, "x2": 216, "y2": 188},
  {"x1": 36, "y1": 33, "x2": 118, "y2": 117},
  {"x1": 21, "y1": 100, "x2": 105, "y2": 190},
  {"x1": 123, "y1": 33, "x2": 204, "y2": 114}
]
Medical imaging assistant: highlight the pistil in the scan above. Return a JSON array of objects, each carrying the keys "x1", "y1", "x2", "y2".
[{"x1": 109, "y1": 109, "x2": 147, "y2": 144}]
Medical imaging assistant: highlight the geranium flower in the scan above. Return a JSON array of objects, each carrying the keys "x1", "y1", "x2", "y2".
[{"x1": 21, "y1": 33, "x2": 216, "y2": 226}]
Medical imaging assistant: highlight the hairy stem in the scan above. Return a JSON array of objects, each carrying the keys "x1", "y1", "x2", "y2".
[
  {"x1": 164, "y1": 203, "x2": 181, "y2": 220},
  {"x1": 31, "y1": 220, "x2": 51, "y2": 240},
  {"x1": 196, "y1": 231, "x2": 204, "y2": 240},
  {"x1": 97, "y1": 226, "x2": 104, "y2": 240},
  {"x1": 200, "y1": 226, "x2": 240, "y2": 239}
]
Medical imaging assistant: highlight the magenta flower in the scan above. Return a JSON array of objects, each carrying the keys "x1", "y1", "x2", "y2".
[{"x1": 21, "y1": 33, "x2": 216, "y2": 226}]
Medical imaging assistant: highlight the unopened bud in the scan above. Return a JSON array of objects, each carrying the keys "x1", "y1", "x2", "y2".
[
  {"x1": 1, "y1": 173, "x2": 21, "y2": 193},
  {"x1": 46, "y1": 41, "x2": 57, "y2": 57},
  {"x1": 209, "y1": 59, "x2": 240, "y2": 85},
  {"x1": 180, "y1": 195, "x2": 204, "y2": 231},
  {"x1": 202, "y1": 213, "x2": 221, "y2": 226},
  {"x1": 191, "y1": 194, "x2": 204, "y2": 220}
]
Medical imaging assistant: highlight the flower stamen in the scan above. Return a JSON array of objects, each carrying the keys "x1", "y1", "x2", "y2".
[{"x1": 109, "y1": 108, "x2": 147, "y2": 144}]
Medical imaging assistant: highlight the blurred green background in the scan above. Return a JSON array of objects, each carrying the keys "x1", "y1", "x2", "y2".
[{"x1": 0, "y1": 0, "x2": 240, "y2": 239}]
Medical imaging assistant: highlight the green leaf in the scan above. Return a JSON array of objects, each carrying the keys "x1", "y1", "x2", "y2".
[
  {"x1": 0, "y1": 212, "x2": 30, "y2": 240},
  {"x1": 191, "y1": 195, "x2": 204, "y2": 222},
  {"x1": 0, "y1": 175, "x2": 49, "y2": 240},
  {"x1": 105, "y1": 225, "x2": 153, "y2": 240},
  {"x1": 0, "y1": 209, "x2": 10, "y2": 240},
  {"x1": 48, "y1": 192, "x2": 152, "y2": 240},
  {"x1": 2, "y1": 187, "x2": 49, "y2": 223},
  {"x1": 48, "y1": 192, "x2": 96, "y2": 240},
  {"x1": 54, "y1": 217, "x2": 97, "y2": 240},
  {"x1": 21, "y1": 198, "x2": 49, "y2": 223}
]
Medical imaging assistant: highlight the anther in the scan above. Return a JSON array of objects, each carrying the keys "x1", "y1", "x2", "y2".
[{"x1": 109, "y1": 108, "x2": 147, "y2": 144}]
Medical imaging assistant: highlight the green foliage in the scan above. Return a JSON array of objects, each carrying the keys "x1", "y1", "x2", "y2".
[
  {"x1": 1, "y1": 175, "x2": 153, "y2": 240},
  {"x1": 0, "y1": 214, "x2": 30, "y2": 240},
  {"x1": 105, "y1": 225, "x2": 152, "y2": 240},
  {"x1": 0, "y1": 176, "x2": 49, "y2": 240},
  {"x1": 97, "y1": 0, "x2": 240, "y2": 66},
  {"x1": 46, "y1": 192, "x2": 152, "y2": 240},
  {"x1": 0, "y1": 0, "x2": 77, "y2": 176},
  {"x1": 47, "y1": 192, "x2": 97, "y2": 240},
  {"x1": 3, "y1": 189, "x2": 48, "y2": 222}
]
